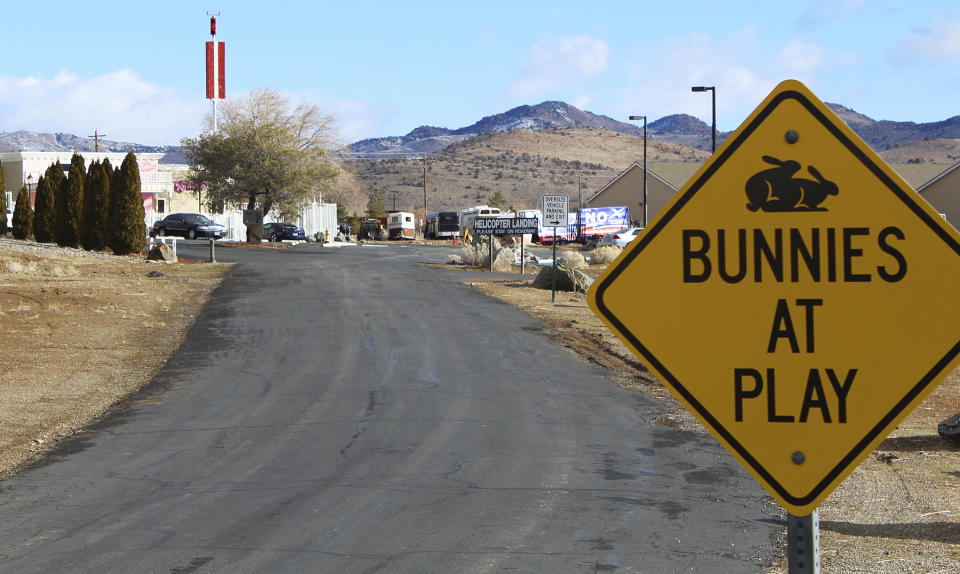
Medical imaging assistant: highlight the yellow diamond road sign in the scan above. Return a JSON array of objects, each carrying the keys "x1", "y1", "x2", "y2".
[{"x1": 588, "y1": 79, "x2": 960, "y2": 516}]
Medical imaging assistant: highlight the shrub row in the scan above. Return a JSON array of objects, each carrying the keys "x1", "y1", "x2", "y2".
[{"x1": 5, "y1": 151, "x2": 146, "y2": 255}]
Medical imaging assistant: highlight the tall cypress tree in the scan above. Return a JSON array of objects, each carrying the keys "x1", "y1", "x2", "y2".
[
  {"x1": 99, "y1": 158, "x2": 113, "y2": 242},
  {"x1": 33, "y1": 174, "x2": 54, "y2": 243},
  {"x1": 45, "y1": 161, "x2": 66, "y2": 243},
  {"x1": 55, "y1": 153, "x2": 85, "y2": 247},
  {"x1": 12, "y1": 185, "x2": 33, "y2": 240},
  {"x1": 80, "y1": 159, "x2": 109, "y2": 251},
  {"x1": 108, "y1": 152, "x2": 146, "y2": 255},
  {"x1": 80, "y1": 159, "x2": 98, "y2": 249}
]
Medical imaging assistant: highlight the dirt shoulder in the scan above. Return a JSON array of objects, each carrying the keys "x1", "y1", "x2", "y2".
[
  {"x1": 0, "y1": 238, "x2": 230, "y2": 479},
  {"x1": 468, "y1": 263, "x2": 960, "y2": 574}
]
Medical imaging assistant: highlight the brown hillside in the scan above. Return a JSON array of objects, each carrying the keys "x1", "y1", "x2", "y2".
[
  {"x1": 341, "y1": 130, "x2": 959, "y2": 216},
  {"x1": 878, "y1": 138, "x2": 960, "y2": 165},
  {"x1": 347, "y1": 128, "x2": 709, "y2": 214},
  {"x1": 325, "y1": 164, "x2": 369, "y2": 217}
]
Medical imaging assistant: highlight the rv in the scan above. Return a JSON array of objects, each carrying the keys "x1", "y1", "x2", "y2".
[
  {"x1": 387, "y1": 211, "x2": 416, "y2": 240},
  {"x1": 458, "y1": 205, "x2": 502, "y2": 237},
  {"x1": 425, "y1": 211, "x2": 460, "y2": 239}
]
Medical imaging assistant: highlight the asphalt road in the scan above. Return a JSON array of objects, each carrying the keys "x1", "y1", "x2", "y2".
[{"x1": 0, "y1": 241, "x2": 782, "y2": 573}]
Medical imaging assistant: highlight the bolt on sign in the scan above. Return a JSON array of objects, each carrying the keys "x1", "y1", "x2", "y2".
[{"x1": 588, "y1": 79, "x2": 960, "y2": 516}]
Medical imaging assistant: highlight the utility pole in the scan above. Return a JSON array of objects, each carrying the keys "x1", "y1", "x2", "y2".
[
  {"x1": 629, "y1": 115, "x2": 648, "y2": 226},
  {"x1": 88, "y1": 129, "x2": 105, "y2": 152},
  {"x1": 578, "y1": 171, "x2": 583, "y2": 242},
  {"x1": 422, "y1": 156, "x2": 428, "y2": 237}
]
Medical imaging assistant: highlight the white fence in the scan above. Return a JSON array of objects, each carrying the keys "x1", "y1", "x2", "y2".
[{"x1": 146, "y1": 203, "x2": 338, "y2": 242}]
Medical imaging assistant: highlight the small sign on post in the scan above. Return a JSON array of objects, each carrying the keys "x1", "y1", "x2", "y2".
[
  {"x1": 242, "y1": 209, "x2": 263, "y2": 225},
  {"x1": 543, "y1": 195, "x2": 568, "y2": 304},
  {"x1": 542, "y1": 195, "x2": 568, "y2": 227}
]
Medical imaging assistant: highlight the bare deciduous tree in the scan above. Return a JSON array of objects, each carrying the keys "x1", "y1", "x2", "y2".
[{"x1": 182, "y1": 89, "x2": 340, "y2": 239}]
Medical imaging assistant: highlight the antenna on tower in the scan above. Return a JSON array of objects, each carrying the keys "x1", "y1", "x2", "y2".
[{"x1": 206, "y1": 10, "x2": 220, "y2": 36}]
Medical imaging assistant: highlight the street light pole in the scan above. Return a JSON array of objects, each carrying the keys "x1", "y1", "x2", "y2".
[
  {"x1": 691, "y1": 86, "x2": 716, "y2": 153},
  {"x1": 629, "y1": 115, "x2": 648, "y2": 227}
]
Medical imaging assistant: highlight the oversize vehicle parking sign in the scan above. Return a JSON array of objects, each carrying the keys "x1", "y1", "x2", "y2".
[
  {"x1": 587, "y1": 79, "x2": 960, "y2": 515},
  {"x1": 543, "y1": 195, "x2": 568, "y2": 227}
]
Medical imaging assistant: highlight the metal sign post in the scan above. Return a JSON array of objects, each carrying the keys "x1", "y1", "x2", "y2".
[
  {"x1": 787, "y1": 510, "x2": 820, "y2": 574},
  {"x1": 520, "y1": 239, "x2": 525, "y2": 275},
  {"x1": 488, "y1": 238, "x2": 493, "y2": 272},
  {"x1": 552, "y1": 229, "x2": 558, "y2": 303}
]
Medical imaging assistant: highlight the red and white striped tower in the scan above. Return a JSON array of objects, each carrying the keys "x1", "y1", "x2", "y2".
[{"x1": 205, "y1": 13, "x2": 226, "y2": 132}]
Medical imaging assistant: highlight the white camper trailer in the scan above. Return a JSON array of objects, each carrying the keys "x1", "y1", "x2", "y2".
[
  {"x1": 387, "y1": 211, "x2": 416, "y2": 240},
  {"x1": 458, "y1": 205, "x2": 502, "y2": 238}
]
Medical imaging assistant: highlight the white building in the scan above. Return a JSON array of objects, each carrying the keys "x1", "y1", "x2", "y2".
[
  {"x1": 1, "y1": 151, "x2": 171, "y2": 217},
  {"x1": 2, "y1": 151, "x2": 338, "y2": 242}
]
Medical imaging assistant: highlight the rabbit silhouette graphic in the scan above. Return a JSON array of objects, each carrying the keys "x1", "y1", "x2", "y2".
[{"x1": 745, "y1": 156, "x2": 839, "y2": 212}]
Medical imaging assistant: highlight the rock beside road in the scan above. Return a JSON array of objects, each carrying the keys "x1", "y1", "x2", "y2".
[
  {"x1": 938, "y1": 412, "x2": 960, "y2": 444},
  {"x1": 147, "y1": 243, "x2": 177, "y2": 262},
  {"x1": 532, "y1": 263, "x2": 594, "y2": 293}
]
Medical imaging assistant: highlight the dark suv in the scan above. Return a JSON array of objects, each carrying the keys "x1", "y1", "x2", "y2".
[
  {"x1": 263, "y1": 222, "x2": 306, "y2": 241},
  {"x1": 151, "y1": 213, "x2": 225, "y2": 239}
]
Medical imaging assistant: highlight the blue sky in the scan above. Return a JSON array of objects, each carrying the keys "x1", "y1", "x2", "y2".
[{"x1": 1, "y1": 1, "x2": 958, "y2": 146}]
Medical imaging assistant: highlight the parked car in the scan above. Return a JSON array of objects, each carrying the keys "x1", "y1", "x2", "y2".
[
  {"x1": 263, "y1": 222, "x2": 306, "y2": 241},
  {"x1": 598, "y1": 227, "x2": 644, "y2": 248},
  {"x1": 151, "y1": 213, "x2": 225, "y2": 240}
]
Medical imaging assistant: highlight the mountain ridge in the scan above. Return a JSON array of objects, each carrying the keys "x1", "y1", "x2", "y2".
[
  {"x1": 0, "y1": 130, "x2": 182, "y2": 160},
  {"x1": 5, "y1": 99, "x2": 960, "y2": 163},
  {"x1": 347, "y1": 100, "x2": 960, "y2": 159}
]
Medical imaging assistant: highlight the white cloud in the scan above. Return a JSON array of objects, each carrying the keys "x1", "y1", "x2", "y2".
[
  {"x1": 615, "y1": 30, "x2": 774, "y2": 130},
  {"x1": 509, "y1": 35, "x2": 611, "y2": 100},
  {"x1": 0, "y1": 69, "x2": 208, "y2": 145},
  {"x1": 891, "y1": 16, "x2": 960, "y2": 64},
  {"x1": 279, "y1": 90, "x2": 389, "y2": 144},
  {"x1": 572, "y1": 95, "x2": 594, "y2": 111},
  {"x1": 319, "y1": 99, "x2": 390, "y2": 144},
  {"x1": 780, "y1": 41, "x2": 825, "y2": 75},
  {"x1": 612, "y1": 28, "x2": 860, "y2": 131}
]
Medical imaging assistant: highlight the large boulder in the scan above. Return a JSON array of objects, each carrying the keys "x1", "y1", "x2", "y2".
[
  {"x1": 557, "y1": 250, "x2": 587, "y2": 269},
  {"x1": 532, "y1": 263, "x2": 594, "y2": 293},
  {"x1": 590, "y1": 246, "x2": 623, "y2": 265},
  {"x1": 939, "y1": 413, "x2": 960, "y2": 444},
  {"x1": 460, "y1": 237, "x2": 503, "y2": 268},
  {"x1": 491, "y1": 247, "x2": 515, "y2": 272},
  {"x1": 146, "y1": 243, "x2": 177, "y2": 262}
]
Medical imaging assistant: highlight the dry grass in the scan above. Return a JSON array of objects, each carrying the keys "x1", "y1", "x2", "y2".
[{"x1": 0, "y1": 242, "x2": 229, "y2": 477}]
